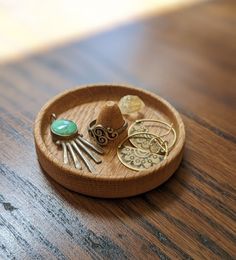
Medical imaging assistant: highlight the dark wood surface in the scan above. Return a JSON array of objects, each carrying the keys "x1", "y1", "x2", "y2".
[{"x1": 0, "y1": 0, "x2": 235, "y2": 259}]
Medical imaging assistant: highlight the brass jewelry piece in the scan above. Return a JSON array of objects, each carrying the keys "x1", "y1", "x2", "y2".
[
  {"x1": 50, "y1": 114, "x2": 104, "y2": 173},
  {"x1": 88, "y1": 119, "x2": 128, "y2": 146},
  {"x1": 117, "y1": 132, "x2": 168, "y2": 171},
  {"x1": 128, "y1": 119, "x2": 176, "y2": 153}
]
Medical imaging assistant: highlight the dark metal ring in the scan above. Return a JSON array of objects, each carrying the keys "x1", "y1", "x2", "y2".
[{"x1": 88, "y1": 120, "x2": 128, "y2": 146}]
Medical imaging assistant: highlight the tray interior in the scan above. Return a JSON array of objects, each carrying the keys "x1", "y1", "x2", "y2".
[{"x1": 40, "y1": 86, "x2": 180, "y2": 178}]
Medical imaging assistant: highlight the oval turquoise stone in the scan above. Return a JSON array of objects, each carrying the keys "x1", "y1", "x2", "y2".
[{"x1": 51, "y1": 119, "x2": 78, "y2": 137}]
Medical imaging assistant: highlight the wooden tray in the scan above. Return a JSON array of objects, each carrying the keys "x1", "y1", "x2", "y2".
[{"x1": 34, "y1": 84, "x2": 185, "y2": 198}]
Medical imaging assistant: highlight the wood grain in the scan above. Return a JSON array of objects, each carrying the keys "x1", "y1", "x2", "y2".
[{"x1": 0, "y1": 0, "x2": 236, "y2": 258}]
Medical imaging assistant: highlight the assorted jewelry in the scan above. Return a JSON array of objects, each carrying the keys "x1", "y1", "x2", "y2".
[
  {"x1": 117, "y1": 119, "x2": 176, "y2": 171},
  {"x1": 50, "y1": 96, "x2": 177, "y2": 174},
  {"x1": 50, "y1": 113, "x2": 104, "y2": 173}
]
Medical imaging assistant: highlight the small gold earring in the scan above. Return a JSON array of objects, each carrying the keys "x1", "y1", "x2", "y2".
[
  {"x1": 128, "y1": 119, "x2": 176, "y2": 152},
  {"x1": 117, "y1": 132, "x2": 168, "y2": 171}
]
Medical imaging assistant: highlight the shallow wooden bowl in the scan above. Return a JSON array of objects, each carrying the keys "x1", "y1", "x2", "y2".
[{"x1": 34, "y1": 84, "x2": 185, "y2": 198}]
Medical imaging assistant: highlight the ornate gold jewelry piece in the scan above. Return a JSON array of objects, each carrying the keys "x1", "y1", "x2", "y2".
[
  {"x1": 117, "y1": 132, "x2": 168, "y2": 171},
  {"x1": 128, "y1": 119, "x2": 176, "y2": 153},
  {"x1": 50, "y1": 114, "x2": 104, "y2": 173},
  {"x1": 88, "y1": 119, "x2": 128, "y2": 146}
]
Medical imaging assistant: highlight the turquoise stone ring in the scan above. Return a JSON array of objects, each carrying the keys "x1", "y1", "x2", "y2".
[{"x1": 51, "y1": 119, "x2": 78, "y2": 138}]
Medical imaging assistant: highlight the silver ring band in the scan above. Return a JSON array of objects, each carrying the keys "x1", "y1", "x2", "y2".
[{"x1": 88, "y1": 120, "x2": 128, "y2": 146}]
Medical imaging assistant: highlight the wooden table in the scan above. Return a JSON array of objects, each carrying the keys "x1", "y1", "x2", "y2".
[{"x1": 0, "y1": 0, "x2": 235, "y2": 259}]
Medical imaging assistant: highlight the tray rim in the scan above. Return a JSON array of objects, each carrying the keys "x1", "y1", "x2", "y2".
[{"x1": 34, "y1": 83, "x2": 185, "y2": 182}]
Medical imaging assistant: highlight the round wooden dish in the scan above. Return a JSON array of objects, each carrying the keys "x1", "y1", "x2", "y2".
[{"x1": 34, "y1": 84, "x2": 185, "y2": 198}]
